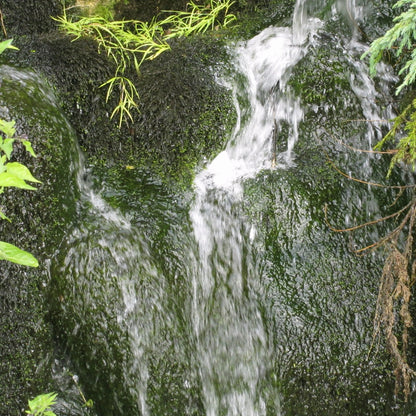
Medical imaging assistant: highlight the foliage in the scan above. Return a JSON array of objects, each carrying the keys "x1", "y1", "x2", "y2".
[
  {"x1": 0, "y1": 39, "x2": 40, "y2": 267},
  {"x1": 161, "y1": 0, "x2": 236, "y2": 38},
  {"x1": 25, "y1": 393, "x2": 57, "y2": 416},
  {"x1": 374, "y1": 98, "x2": 416, "y2": 176},
  {"x1": 25, "y1": 375, "x2": 93, "y2": 416},
  {"x1": 363, "y1": 0, "x2": 416, "y2": 174},
  {"x1": 363, "y1": 0, "x2": 416, "y2": 95},
  {"x1": 54, "y1": 13, "x2": 168, "y2": 126},
  {"x1": 55, "y1": 0, "x2": 236, "y2": 126}
]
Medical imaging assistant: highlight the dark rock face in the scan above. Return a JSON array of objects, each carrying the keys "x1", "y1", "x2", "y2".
[
  {"x1": 115, "y1": 0, "x2": 188, "y2": 21},
  {"x1": 0, "y1": 0, "x2": 62, "y2": 35}
]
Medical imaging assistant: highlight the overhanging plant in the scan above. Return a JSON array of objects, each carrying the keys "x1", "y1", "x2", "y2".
[{"x1": 55, "y1": 0, "x2": 237, "y2": 127}]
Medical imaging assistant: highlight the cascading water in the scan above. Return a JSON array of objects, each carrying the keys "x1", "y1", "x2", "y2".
[{"x1": 188, "y1": 3, "x2": 322, "y2": 414}]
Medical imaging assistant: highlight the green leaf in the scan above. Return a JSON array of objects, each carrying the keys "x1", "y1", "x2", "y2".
[
  {"x1": 6, "y1": 162, "x2": 41, "y2": 183},
  {"x1": 0, "y1": 119, "x2": 16, "y2": 138},
  {"x1": 0, "y1": 39, "x2": 18, "y2": 55},
  {"x1": 0, "y1": 172, "x2": 37, "y2": 190},
  {"x1": 0, "y1": 241, "x2": 38, "y2": 267},
  {"x1": 22, "y1": 140, "x2": 37, "y2": 157},
  {"x1": 0, "y1": 210, "x2": 11, "y2": 222},
  {"x1": 0, "y1": 155, "x2": 6, "y2": 174},
  {"x1": 1, "y1": 138, "x2": 14, "y2": 160}
]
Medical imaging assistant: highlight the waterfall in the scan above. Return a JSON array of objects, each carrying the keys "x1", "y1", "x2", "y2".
[
  {"x1": 43, "y1": 0, "x2": 406, "y2": 414},
  {"x1": 188, "y1": 3, "x2": 322, "y2": 415}
]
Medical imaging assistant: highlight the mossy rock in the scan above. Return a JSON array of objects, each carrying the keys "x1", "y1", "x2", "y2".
[
  {"x1": 5, "y1": 29, "x2": 237, "y2": 187},
  {"x1": 0, "y1": 64, "x2": 79, "y2": 415}
]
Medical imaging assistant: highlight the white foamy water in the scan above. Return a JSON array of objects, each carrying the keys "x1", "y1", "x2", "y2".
[
  {"x1": 196, "y1": 11, "x2": 322, "y2": 194},
  {"x1": 189, "y1": 2, "x2": 322, "y2": 414}
]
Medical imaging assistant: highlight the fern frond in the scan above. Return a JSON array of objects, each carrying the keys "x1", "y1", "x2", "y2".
[{"x1": 362, "y1": 0, "x2": 416, "y2": 94}]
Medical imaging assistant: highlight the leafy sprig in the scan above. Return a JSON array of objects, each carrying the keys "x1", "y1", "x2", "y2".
[
  {"x1": 25, "y1": 393, "x2": 57, "y2": 416},
  {"x1": 363, "y1": 0, "x2": 416, "y2": 95},
  {"x1": 55, "y1": 0, "x2": 236, "y2": 126}
]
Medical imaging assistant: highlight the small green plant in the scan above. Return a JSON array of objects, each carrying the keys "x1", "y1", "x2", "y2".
[
  {"x1": 55, "y1": 0, "x2": 236, "y2": 126},
  {"x1": 0, "y1": 39, "x2": 40, "y2": 267},
  {"x1": 25, "y1": 392, "x2": 57, "y2": 416},
  {"x1": 25, "y1": 375, "x2": 93, "y2": 416}
]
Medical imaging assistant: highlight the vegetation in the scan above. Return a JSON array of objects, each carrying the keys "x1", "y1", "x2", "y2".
[
  {"x1": 363, "y1": 0, "x2": 416, "y2": 176},
  {"x1": 25, "y1": 393, "x2": 57, "y2": 416},
  {"x1": 337, "y1": 0, "x2": 416, "y2": 400},
  {"x1": 0, "y1": 39, "x2": 40, "y2": 267},
  {"x1": 55, "y1": 0, "x2": 236, "y2": 126},
  {"x1": 24, "y1": 374, "x2": 93, "y2": 416}
]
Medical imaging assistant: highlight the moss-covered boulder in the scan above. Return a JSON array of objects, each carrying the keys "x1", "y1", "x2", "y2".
[{"x1": 4, "y1": 27, "x2": 237, "y2": 187}]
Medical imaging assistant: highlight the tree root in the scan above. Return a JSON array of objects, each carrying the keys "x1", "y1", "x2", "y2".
[{"x1": 375, "y1": 240, "x2": 416, "y2": 399}]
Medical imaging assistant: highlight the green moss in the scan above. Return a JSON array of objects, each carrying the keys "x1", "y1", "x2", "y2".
[
  {"x1": 289, "y1": 44, "x2": 353, "y2": 108},
  {"x1": 0, "y1": 0, "x2": 62, "y2": 36}
]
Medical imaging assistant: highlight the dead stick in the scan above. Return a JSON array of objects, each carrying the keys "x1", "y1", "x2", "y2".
[{"x1": 0, "y1": 9, "x2": 7, "y2": 38}]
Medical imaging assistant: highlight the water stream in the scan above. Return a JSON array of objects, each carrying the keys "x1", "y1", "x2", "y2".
[{"x1": 188, "y1": 5, "x2": 322, "y2": 414}]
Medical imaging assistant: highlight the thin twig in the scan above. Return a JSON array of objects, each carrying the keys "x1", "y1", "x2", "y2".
[
  {"x1": 323, "y1": 199, "x2": 414, "y2": 233},
  {"x1": 388, "y1": 186, "x2": 406, "y2": 208},
  {"x1": 354, "y1": 200, "x2": 416, "y2": 254},
  {"x1": 341, "y1": 118, "x2": 392, "y2": 123},
  {"x1": 0, "y1": 9, "x2": 7, "y2": 38},
  {"x1": 331, "y1": 138, "x2": 397, "y2": 154},
  {"x1": 325, "y1": 151, "x2": 416, "y2": 189},
  {"x1": 321, "y1": 126, "x2": 396, "y2": 154}
]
